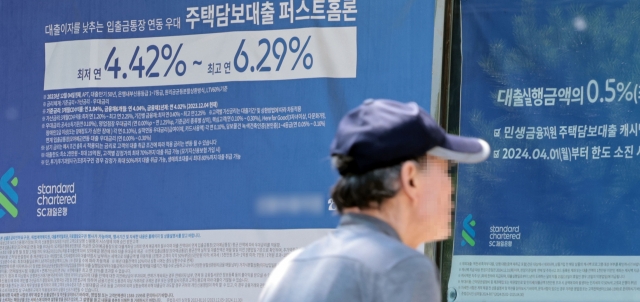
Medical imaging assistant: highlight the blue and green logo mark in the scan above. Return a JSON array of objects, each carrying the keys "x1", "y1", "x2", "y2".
[
  {"x1": 461, "y1": 214, "x2": 476, "y2": 246},
  {"x1": 0, "y1": 168, "x2": 18, "y2": 218}
]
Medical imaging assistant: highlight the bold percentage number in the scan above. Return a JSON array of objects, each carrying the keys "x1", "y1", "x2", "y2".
[
  {"x1": 233, "y1": 36, "x2": 314, "y2": 73},
  {"x1": 588, "y1": 79, "x2": 636, "y2": 103},
  {"x1": 104, "y1": 44, "x2": 187, "y2": 79}
]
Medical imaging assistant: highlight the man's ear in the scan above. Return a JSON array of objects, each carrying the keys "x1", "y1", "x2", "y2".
[{"x1": 400, "y1": 161, "x2": 419, "y2": 201}]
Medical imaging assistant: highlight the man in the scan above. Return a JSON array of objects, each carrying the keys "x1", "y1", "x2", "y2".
[{"x1": 258, "y1": 99, "x2": 490, "y2": 302}]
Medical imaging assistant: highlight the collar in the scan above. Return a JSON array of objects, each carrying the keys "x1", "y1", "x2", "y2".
[{"x1": 338, "y1": 213, "x2": 401, "y2": 241}]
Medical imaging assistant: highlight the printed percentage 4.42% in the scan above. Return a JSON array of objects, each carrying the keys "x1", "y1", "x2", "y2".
[{"x1": 103, "y1": 43, "x2": 187, "y2": 79}]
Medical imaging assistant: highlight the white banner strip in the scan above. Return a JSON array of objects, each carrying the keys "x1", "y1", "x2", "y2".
[{"x1": 44, "y1": 27, "x2": 357, "y2": 90}]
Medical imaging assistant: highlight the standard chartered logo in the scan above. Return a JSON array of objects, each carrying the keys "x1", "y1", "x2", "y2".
[
  {"x1": 0, "y1": 168, "x2": 19, "y2": 218},
  {"x1": 461, "y1": 214, "x2": 476, "y2": 247}
]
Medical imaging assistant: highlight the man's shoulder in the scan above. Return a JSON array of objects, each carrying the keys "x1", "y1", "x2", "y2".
[
  {"x1": 294, "y1": 226, "x2": 425, "y2": 274},
  {"x1": 259, "y1": 229, "x2": 438, "y2": 302}
]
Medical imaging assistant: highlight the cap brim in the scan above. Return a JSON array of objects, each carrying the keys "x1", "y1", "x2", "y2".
[{"x1": 427, "y1": 134, "x2": 490, "y2": 163}]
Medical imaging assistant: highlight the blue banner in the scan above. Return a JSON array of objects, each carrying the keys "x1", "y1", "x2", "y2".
[
  {"x1": 0, "y1": 0, "x2": 436, "y2": 232},
  {"x1": 450, "y1": 0, "x2": 640, "y2": 300}
]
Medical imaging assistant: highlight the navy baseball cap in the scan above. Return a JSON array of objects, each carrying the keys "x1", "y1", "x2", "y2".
[{"x1": 330, "y1": 99, "x2": 490, "y2": 175}]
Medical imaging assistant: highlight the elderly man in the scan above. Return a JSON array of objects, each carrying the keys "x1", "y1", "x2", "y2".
[{"x1": 259, "y1": 99, "x2": 490, "y2": 302}]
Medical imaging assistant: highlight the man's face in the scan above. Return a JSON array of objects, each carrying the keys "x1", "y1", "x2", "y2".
[{"x1": 413, "y1": 155, "x2": 455, "y2": 242}]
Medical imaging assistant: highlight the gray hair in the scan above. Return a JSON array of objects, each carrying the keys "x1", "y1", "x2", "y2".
[{"x1": 330, "y1": 155, "x2": 413, "y2": 213}]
